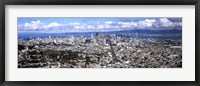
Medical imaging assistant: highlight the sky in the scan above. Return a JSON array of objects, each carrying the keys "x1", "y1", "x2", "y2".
[{"x1": 18, "y1": 17, "x2": 182, "y2": 33}]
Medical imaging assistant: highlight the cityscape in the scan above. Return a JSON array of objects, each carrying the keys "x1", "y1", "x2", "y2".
[{"x1": 18, "y1": 17, "x2": 182, "y2": 68}]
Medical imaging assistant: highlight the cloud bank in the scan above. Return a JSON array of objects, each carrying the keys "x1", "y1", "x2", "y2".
[{"x1": 18, "y1": 18, "x2": 182, "y2": 32}]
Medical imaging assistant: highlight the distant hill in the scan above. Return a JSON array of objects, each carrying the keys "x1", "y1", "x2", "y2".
[
  {"x1": 97, "y1": 29, "x2": 182, "y2": 35},
  {"x1": 18, "y1": 29, "x2": 182, "y2": 40}
]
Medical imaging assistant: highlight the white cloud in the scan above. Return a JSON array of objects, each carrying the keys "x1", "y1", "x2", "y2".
[
  {"x1": 44, "y1": 22, "x2": 61, "y2": 28},
  {"x1": 68, "y1": 22, "x2": 80, "y2": 25},
  {"x1": 105, "y1": 21, "x2": 113, "y2": 24},
  {"x1": 158, "y1": 18, "x2": 182, "y2": 29},
  {"x1": 116, "y1": 18, "x2": 182, "y2": 29},
  {"x1": 97, "y1": 25, "x2": 104, "y2": 29},
  {"x1": 24, "y1": 20, "x2": 45, "y2": 30},
  {"x1": 117, "y1": 19, "x2": 156, "y2": 29},
  {"x1": 138, "y1": 19, "x2": 156, "y2": 28},
  {"x1": 174, "y1": 22, "x2": 182, "y2": 27},
  {"x1": 96, "y1": 22, "x2": 100, "y2": 24},
  {"x1": 119, "y1": 22, "x2": 137, "y2": 28},
  {"x1": 74, "y1": 25, "x2": 85, "y2": 29},
  {"x1": 87, "y1": 25, "x2": 95, "y2": 29},
  {"x1": 159, "y1": 18, "x2": 174, "y2": 28},
  {"x1": 18, "y1": 18, "x2": 182, "y2": 32},
  {"x1": 112, "y1": 25, "x2": 120, "y2": 29}
]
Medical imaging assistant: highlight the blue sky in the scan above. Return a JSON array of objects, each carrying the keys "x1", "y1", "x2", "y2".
[{"x1": 18, "y1": 17, "x2": 182, "y2": 33}]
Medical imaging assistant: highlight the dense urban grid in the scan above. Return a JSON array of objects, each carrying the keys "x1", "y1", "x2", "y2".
[{"x1": 18, "y1": 33, "x2": 182, "y2": 68}]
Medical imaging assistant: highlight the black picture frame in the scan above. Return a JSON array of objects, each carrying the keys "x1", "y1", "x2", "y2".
[{"x1": 0, "y1": 0, "x2": 199, "y2": 86}]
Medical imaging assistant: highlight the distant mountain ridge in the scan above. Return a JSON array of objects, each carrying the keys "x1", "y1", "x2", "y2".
[{"x1": 18, "y1": 29, "x2": 182, "y2": 40}]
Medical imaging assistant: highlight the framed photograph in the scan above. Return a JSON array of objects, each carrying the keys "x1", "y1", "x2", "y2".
[{"x1": 0, "y1": 0, "x2": 199, "y2": 86}]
